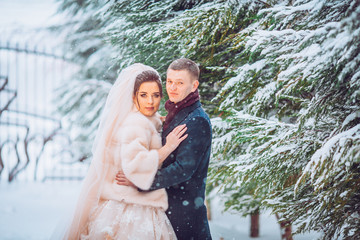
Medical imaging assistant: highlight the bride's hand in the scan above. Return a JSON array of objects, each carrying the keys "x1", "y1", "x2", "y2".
[{"x1": 165, "y1": 124, "x2": 188, "y2": 152}]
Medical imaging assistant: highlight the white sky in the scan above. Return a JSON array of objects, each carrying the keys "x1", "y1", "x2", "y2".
[{"x1": 0, "y1": 0, "x2": 61, "y2": 29}]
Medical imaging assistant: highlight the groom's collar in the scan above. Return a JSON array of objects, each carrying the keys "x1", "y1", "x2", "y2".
[{"x1": 163, "y1": 100, "x2": 201, "y2": 136}]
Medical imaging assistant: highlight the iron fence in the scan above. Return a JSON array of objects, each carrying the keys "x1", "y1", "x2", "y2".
[{"x1": 0, "y1": 40, "x2": 88, "y2": 182}]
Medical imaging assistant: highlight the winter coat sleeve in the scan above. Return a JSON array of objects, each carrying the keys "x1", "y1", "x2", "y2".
[
  {"x1": 120, "y1": 117, "x2": 160, "y2": 191},
  {"x1": 148, "y1": 116, "x2": 211, "y2": 190}
]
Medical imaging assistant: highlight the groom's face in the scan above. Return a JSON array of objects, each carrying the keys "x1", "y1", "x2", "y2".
[{"x1": 166, "y1": 69, "x2": 199, "y2": 103}]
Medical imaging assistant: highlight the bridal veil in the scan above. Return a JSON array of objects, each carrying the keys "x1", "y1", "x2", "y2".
[{"x1": 52, "y1": 63, "x2": 160, "y2": 240}]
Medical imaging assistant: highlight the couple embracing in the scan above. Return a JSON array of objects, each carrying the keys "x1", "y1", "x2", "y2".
[{"x1": 57, "y1": 58, "x2": 212, "y2": 240}]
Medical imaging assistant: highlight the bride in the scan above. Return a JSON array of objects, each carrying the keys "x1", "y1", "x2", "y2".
[{"x1": 56, "y1": 63, "x2": 187, "y2": 239}]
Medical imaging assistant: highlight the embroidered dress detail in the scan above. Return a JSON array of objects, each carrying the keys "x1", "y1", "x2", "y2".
[{"x1": 81, "y1": 200, "x2": 176, "y2": 240}]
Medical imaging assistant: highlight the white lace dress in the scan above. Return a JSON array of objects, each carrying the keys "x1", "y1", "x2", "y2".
[{"x1": 80, "y1": 200, "x2": 176, "y2": 240}]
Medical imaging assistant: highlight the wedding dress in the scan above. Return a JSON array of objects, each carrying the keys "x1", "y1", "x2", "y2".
[{"x1": 81, "y1": 200, "x2": 175, "y2": 240}]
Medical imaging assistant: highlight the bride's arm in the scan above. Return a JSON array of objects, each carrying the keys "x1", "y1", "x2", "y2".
[
  {"x1": 119, "y1": 123, "x2": 159, "y2": 190},
  {"x1": 116, "y1": 124, "x2": 187, "y2": 188},
  {"x1": 119, "y1": 119, "x2": 187, "y2": 190},
  {"x1": 157, "y1": 124, "x2": 187, "y2": 165}
]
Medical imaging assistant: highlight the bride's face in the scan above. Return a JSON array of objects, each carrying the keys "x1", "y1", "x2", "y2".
[{"x1": 133, "y1": 81, "x2": 161, "y2": 117}]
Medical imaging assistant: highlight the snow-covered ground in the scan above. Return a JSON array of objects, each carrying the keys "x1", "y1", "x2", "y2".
[{"x1": 0, "y1": 181, "x2": 321, "y2": 240}]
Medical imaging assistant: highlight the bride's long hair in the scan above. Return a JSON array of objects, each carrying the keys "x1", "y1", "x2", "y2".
[{"x1": 52, "y1": 63, "x2": 161, "y2": 240}]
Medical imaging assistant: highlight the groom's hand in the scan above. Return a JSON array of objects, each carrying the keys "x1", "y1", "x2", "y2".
[{"x1": 115, "y1": 171, "x2": 135, "y2": 188}]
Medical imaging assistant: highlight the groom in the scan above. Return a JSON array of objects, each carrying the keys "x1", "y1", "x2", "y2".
[{"x1": 117, "y1": 58, "x2": 212, "y2": 239}]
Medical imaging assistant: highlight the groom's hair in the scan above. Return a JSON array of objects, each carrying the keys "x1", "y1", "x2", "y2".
[{"x1": 168, "y1": 58, "x2": 200, "y2": 81}]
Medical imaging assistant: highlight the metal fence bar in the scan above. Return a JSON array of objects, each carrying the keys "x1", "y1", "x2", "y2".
[{"x1": 0, "y1": 44, "x2": 67, "y2": 60}]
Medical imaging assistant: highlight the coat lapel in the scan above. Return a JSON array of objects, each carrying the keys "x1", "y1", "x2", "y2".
[{"x1": 162, "y1": 101, "x2": 201, "y2": 137}]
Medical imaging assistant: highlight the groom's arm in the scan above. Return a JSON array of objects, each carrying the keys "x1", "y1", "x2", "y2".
[{"x1": 147, "y1": 116, "x2": 211, "y2": 191}]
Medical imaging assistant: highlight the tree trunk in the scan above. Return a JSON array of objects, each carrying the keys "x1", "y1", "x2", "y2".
[
  {"x1": 275, "y1": 213, "x2": 293, "y2": 240},
  {"x1": 250, "y1": 209, "x2": 260, "y2": 238},
  {"x1": 205, "y1": 198, "x2": 211, "y2": 220}
]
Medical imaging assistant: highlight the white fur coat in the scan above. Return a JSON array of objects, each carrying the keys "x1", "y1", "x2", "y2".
[{"x1": 101, "y1": 109, "x2": 168, "y2": 210}]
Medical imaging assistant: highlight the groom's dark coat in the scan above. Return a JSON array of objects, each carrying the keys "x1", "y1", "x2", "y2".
[{"x1": 148, "y1": 100, "x2": 212, "y2": 240}]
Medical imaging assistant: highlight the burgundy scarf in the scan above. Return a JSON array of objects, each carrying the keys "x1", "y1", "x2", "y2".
[{"x1": 163, "y1": 89, "x2": 200, "y2": 131}]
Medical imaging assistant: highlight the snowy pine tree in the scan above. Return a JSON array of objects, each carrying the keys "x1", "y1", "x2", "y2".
[
  {"x1": 200, "y1": 0, "x2": 360, "y2": 239},
  {"x1": 53, "y1": 0, "x2": 119, "y2": 159}
]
